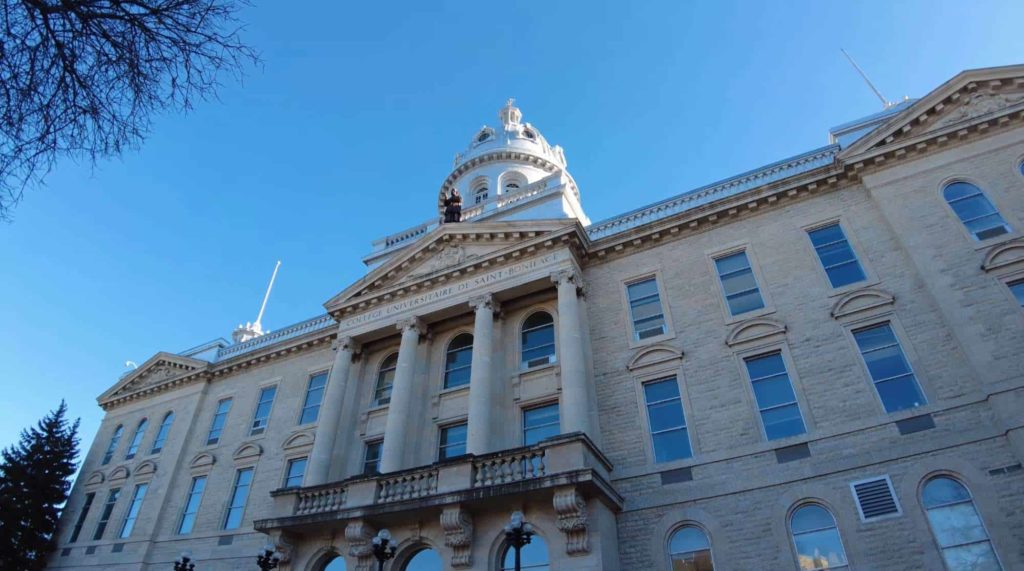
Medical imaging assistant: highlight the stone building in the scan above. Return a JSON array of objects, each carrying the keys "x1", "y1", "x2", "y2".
[{"x1": 50, "y1": 65, "x2": 1024, "y2": 571}]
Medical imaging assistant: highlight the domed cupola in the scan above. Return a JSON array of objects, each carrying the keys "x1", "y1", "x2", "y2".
[{"x1": 437, "y1": 100, "x2": 587, "y2": 225}]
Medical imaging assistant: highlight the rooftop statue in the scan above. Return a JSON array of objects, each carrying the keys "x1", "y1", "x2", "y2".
[{"x1": 442, "y1": 189, "x2": 463, "y2": 223}]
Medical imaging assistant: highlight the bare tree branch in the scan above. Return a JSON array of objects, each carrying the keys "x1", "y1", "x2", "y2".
[{"x1": 0, "y1": 0, "x2": 258, "y2": 221}]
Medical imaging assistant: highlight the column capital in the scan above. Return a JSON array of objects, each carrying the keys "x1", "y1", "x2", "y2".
[
  {"x1": 333, "y1": 335, "x2": 361, "y2": 354},
  {"x1": 396, "y1": 316, "x2": 427, "y2": 336},
  {"x1": 468, "y1": 294, "x2": 500, "y2": 313},
  {"x1": 551, "y1": 268, "x2": 584, "y2": 289}
]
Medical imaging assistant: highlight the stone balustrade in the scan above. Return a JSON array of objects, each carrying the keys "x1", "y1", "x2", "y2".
[
  {"x1": 473, "y1": 448, "x2": 546, "y2": 486},
  {"x1": 294, "y1": 483, "x2": 347, "y2": 515},
  {"x1": 376, "y1": 467, "x2": 439, "y2": 503}
]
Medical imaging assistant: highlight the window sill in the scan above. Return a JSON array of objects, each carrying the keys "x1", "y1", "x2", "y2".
[
  {"x1": 723, "y1": 305, "x2": 776, "y2": 326},
  {"x1": 826, "y1": 277, "x2": 881, "y2": 299},
  {"x1": 438, "y1": 384, "x2": 471, "y2": 398},
  {"x1": 626, "y1": 330, "x2": 676, "y2": 350},
  {"x1": 519, "y1": 359, "x2": 558, "y2": 374},
  {"x1": 971, "y1": 230, "x2": 1020, "y2": 251}
]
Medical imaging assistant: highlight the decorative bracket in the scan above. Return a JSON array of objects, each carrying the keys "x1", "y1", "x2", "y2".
[
  {"x1": 345, "y1": 520, "x2": 377, "y2": 571},
  {"x1": 441, "y1": 504, "x2": 474, "y2": 568},
  {"x1": 553, "y1": 486, "x2": 590, "y2": 555}
]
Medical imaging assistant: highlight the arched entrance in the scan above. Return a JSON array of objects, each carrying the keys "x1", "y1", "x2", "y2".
[{"x1": 402, "y1": 547, "x2": 442, "y2": 571}]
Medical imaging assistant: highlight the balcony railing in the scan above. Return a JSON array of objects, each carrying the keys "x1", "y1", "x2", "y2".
[{"x1": 259, "y1": 433, "x2": 614, "y2": 527}]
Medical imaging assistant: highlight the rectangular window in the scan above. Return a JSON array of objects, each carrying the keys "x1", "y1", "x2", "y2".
[
  {"x1": 1010, "y1": 280, "x2": 1024, "y2": 307},
  {"x1": 627, "y1": 278, "x2": 668, "y2": 340},
  {"x1": 642, "y1": 378, "x2": 692, "y2": 462},
  {"x1": 363, "y1": 441, "x2": 382, "y2": 475},
  {"x1": 68, "y1": 492, "x2": 95, "y2": 543},
  {"x1": 438, "y1": 423, "x2": 468, "y2": 461},
  {"x1": 523, "y1": 403, "x2": 560, "y2": 446},
  {"x1": 714, "y1": 251, "x2": 765, "y2": 316},
  {"x1": 178, "y1": 476, "x2": 207, "y2": 535},
  {"x1": 250, "y1": 386, "x2": 277, "y2": 436},
  {"x1": 853, "y1": 323, "x2": 926, "y2": 413},
  {"x1": 92, "y1": 488, "x2": 121, "y2": 541},
  {"x1": 118, "y1": 483, "x2": 148, "y2": 539},
  {"x1": 206, "y1": 398, "x2": 232, "y2": 445},
  {"x1": 284, "y1": 457, "x2": 307, "y2": 488},
  {"x1": 223, "y1": 467, "x2": 254, "y2": 530},
  {"x1": 808, "y1": 223, "x2": 867, "y2": 288},
  {"x1": 744, "y1": 353, "x2": 806, "y2": 440},
  {"x1": 299, "y1": 372, "x2": 328, "y2": 425}
]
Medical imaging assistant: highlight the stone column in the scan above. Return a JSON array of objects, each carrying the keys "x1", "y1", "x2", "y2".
[
  {"x1": 306, "y1": 335, "x2": 358, "y2": 486},
  {"x1": 380, "y1": 317, "x2": 426, "y2": 473},
  {"x1": 552, "y1": 270, "x2": 595, "y2": 438},
  {"x1": 466, "y1": 295, "x2": 498, "y2": 455}
]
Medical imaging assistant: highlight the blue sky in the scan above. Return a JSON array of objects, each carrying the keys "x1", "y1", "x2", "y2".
[{"x1": 1, "y1": 1, "x2": 1021, "y2": 455}]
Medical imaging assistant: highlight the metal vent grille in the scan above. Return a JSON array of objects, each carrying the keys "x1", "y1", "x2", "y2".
[{"x1": 851, "y1": 476, "x2": 901, "y2": 521}]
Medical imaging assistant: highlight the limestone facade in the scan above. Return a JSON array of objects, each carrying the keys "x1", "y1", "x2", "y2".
[{"x1": 50, "y1": 65, "x2": 1024, "y2": 570}]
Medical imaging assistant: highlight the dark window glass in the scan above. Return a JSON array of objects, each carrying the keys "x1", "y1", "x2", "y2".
[
  {"x1": 643, "y1": 378, "x2": 692, "y2": 462},
  {"x1": 627, "y1": 278, "x2": 667, "y2": 340},
  {"x1": 125, "y1": 418, "x2": 148, "y2": 460},
  {"x1": 92, "y1": 488, "x2": 121, "y2": 540},
  {"x1": 102, "y1": 425, "x2": 124, "y2": 465},
  {"x1": 250, "y1": 386, "x2": 277, "y2": 435},
  {"x1": 206, "y1": 398, "x2": 232, "y2": 445},
  {"x1": 444, "y1": 334, "x2": 473, "y2": 389},
  {"x1": 943, "y1": 182, "x2": 1011, "y2": 240},
  {"x1": 300, "y1": 372, "x2": 329, "y2": 424},
  {"x1": 808, "y1": 224, "x2": 867, "y2": 288},
  {"x1": 151, "y1": 412, "x2": 174, "y2": 454},
  {"x1": 223, "y1": 468, "x2": 253, "y2": 530},
  {"x1": 523, "y1": 403, "x2": 560, "y2": 445},
  {"x1": 284, "y1": 457, "x2": 307, "y2": 488},
  {"x1": 69, "y1": 493, "x2": 95, "y2": 543},
  {"x1": 438, "y1": 423, "x2": 468, "y2": 460},
  {"x1": 178, "y1": 476, "x2": 207, "y2": 535},
  {"x1": 521, "y1": 312, "x2": 555, "y2": 367},
  {"x1": 501, "y1": 534, "x2": 549, "y2": 570},
  {"x1": 744, "y1": 353, "x2": 806, "y2": 440},
  {"x1": 118, "y1": 483, "x2": 148, "y2": 538},
  {"x1": 1009, "y1": 280, "x2": 1024, "y2": 307},
  {"x1": 715, "y1": 251, "x2": 765, "y2": 315},
  {"x1": 374, "y1": 355, "x2": 398, "y2": 406},
  {"x1": 853, "y1": 324, "x2": 926, "y2": 413},
  {"x1": 922, "y1": 477, "x2": 1001, "y2": 571},
  {"x1": 363, "y1": 441, "x2": 382, "y2": 475}
]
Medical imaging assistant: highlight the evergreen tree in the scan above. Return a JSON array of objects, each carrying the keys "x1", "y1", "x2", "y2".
[{"x1": 0, "y1": 401, "x2": 80, "y2": 570}]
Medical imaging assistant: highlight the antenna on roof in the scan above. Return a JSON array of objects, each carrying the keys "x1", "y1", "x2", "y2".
[
  {"x1": 232, "y1": 260, "x2": 281, "y2": 344},
  {"x1": 841, "y1": 49, "x2": 892, "y2": 109}
]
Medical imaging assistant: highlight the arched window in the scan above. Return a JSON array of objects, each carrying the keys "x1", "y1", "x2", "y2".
[
  {"x1": 150, "y1": 412, "x2": 174, "y2": 454},
  {"x1": 922, "y1": 476, "x2": 1002, "y2": 570},
  {"x1": 444, "y1": 333, "x2": 473, "y2": 389},
  {"x1": 101, "y1": 425, "x2": 124, "y2": 465},
  {"x1": 125, "y1": 418, "x2": 149, "y2": 460},
  {"x1": 789, "y1": 504, "x2": 848, "y2": 570},
  {"x1": 403, "y1": 548, "x2": 442, "y2": 571},
  {"x1": 668, "y1": 526, "x2": 714, "y2": 570},
  {"x1": 943, "y1": 182, "x2": 1011, "y2": 241},
  {"x1": 374, "y1": 353, "x2": 399, "y2": 406},
  {"x1": 322, "y1": 555, "x2": 347, "y2": 571},
  {"x1": 501, "y1": 534, "x2": 549, "y2": 570},
  {"x1": 521, "y1": 311, "x2": 555, "y2": 368},
  {"x1": 502, "y1": 172, "x2": 527, "y2": 195}
]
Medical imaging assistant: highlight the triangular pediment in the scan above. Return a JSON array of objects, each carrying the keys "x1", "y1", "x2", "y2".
[
  {"x1": 841, "y1": 64, "x2": 1024, "y2": 158},
  {"x1": 324, "y1": 219, "x2": 584, "y2": 312},
  {"x1": 99, "y1": 352, "x2": 208, "y2": 403}
]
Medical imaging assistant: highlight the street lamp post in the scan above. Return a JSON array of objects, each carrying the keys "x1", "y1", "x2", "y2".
[
  {"x1": 504, "y1": 511, "x2": 535, "y2": 571},
  {"x1": 372, "y1": 529, "x2": 397, "y2": 571},
  {"x1": 173, "y1": 551, "x2": 195, "y2": 571},
  {"x1": 256, "y1": 543, "x2": 282, "y2": 571}
]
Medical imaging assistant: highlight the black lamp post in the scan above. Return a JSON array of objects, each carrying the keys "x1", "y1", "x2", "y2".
[
  {"x1": 173, "y1": 551, "x2": 195, "y2": 571},
  {"x1": 372, "y1": 529, "x2": 397, "y2": 571},
  {"x1": 504, "y1": 511, "x2": 535, "y2": 571},
  {"x1": 256, "y1": 543, "x2": 282, "y2": 571}
]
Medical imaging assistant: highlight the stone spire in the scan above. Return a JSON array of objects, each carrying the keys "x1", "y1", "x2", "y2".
[{"x1": 499, "y1": 98, "x2": 522, "y2": 129}]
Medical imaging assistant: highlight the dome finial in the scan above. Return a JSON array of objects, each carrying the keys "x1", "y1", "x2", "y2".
[{"x1": 500, "y1": 98, "x2": 521, "y2": 129}]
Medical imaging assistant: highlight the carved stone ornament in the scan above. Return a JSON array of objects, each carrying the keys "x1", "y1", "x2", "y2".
[
  {"x1": 267, "y1": 531, "x2": 297, "y2": 564},
  {"x1": 468, "y1": 294, "x2": 499, "y2": 313},
  {"x1": 396, "y1": 316, "x2": 427, "y2": 336},
  {"x1": 119, "y1": 364, "x2": 177, "y2": 395},
  {"x1": 830, "y1": 287, "x2": 895, "y2": 320},
  {"x1": 431, "y1": 244, "x2": 466, "y2": 272},
  {"x1": 932, "y1": 90, "x2": 1024, "y2": 130},
  {"x1": 345, "y1": 520, "x2": 376, "y2": 571},
  {"x1": 552, "y1": 486, "x2": 590, "y2": 555},
  {"x1": 441, "y1": 505, "x2": 474, "y2": 568}
]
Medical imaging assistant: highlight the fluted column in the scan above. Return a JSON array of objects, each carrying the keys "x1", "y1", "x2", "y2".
[
  {"x1": 552, "y1": 269, "x2": 595, "y2": 438},
  {"x1": 307, "y1": 335, "x2": 358, "y2": 486},
  {"x1": 380, "y1": 317, "x2": 426, "y2": 473},
  {"x1": 466, "y1": 295, "x2": 499, "y2": 455}
]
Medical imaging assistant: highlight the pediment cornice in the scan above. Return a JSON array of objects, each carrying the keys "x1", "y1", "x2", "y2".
[
  {"x1": 98, "y1": 353, "x2": 210, "y2": 410},
  {"x1": 325, "y1": 220, "x2": 589, "y2": 319}
]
